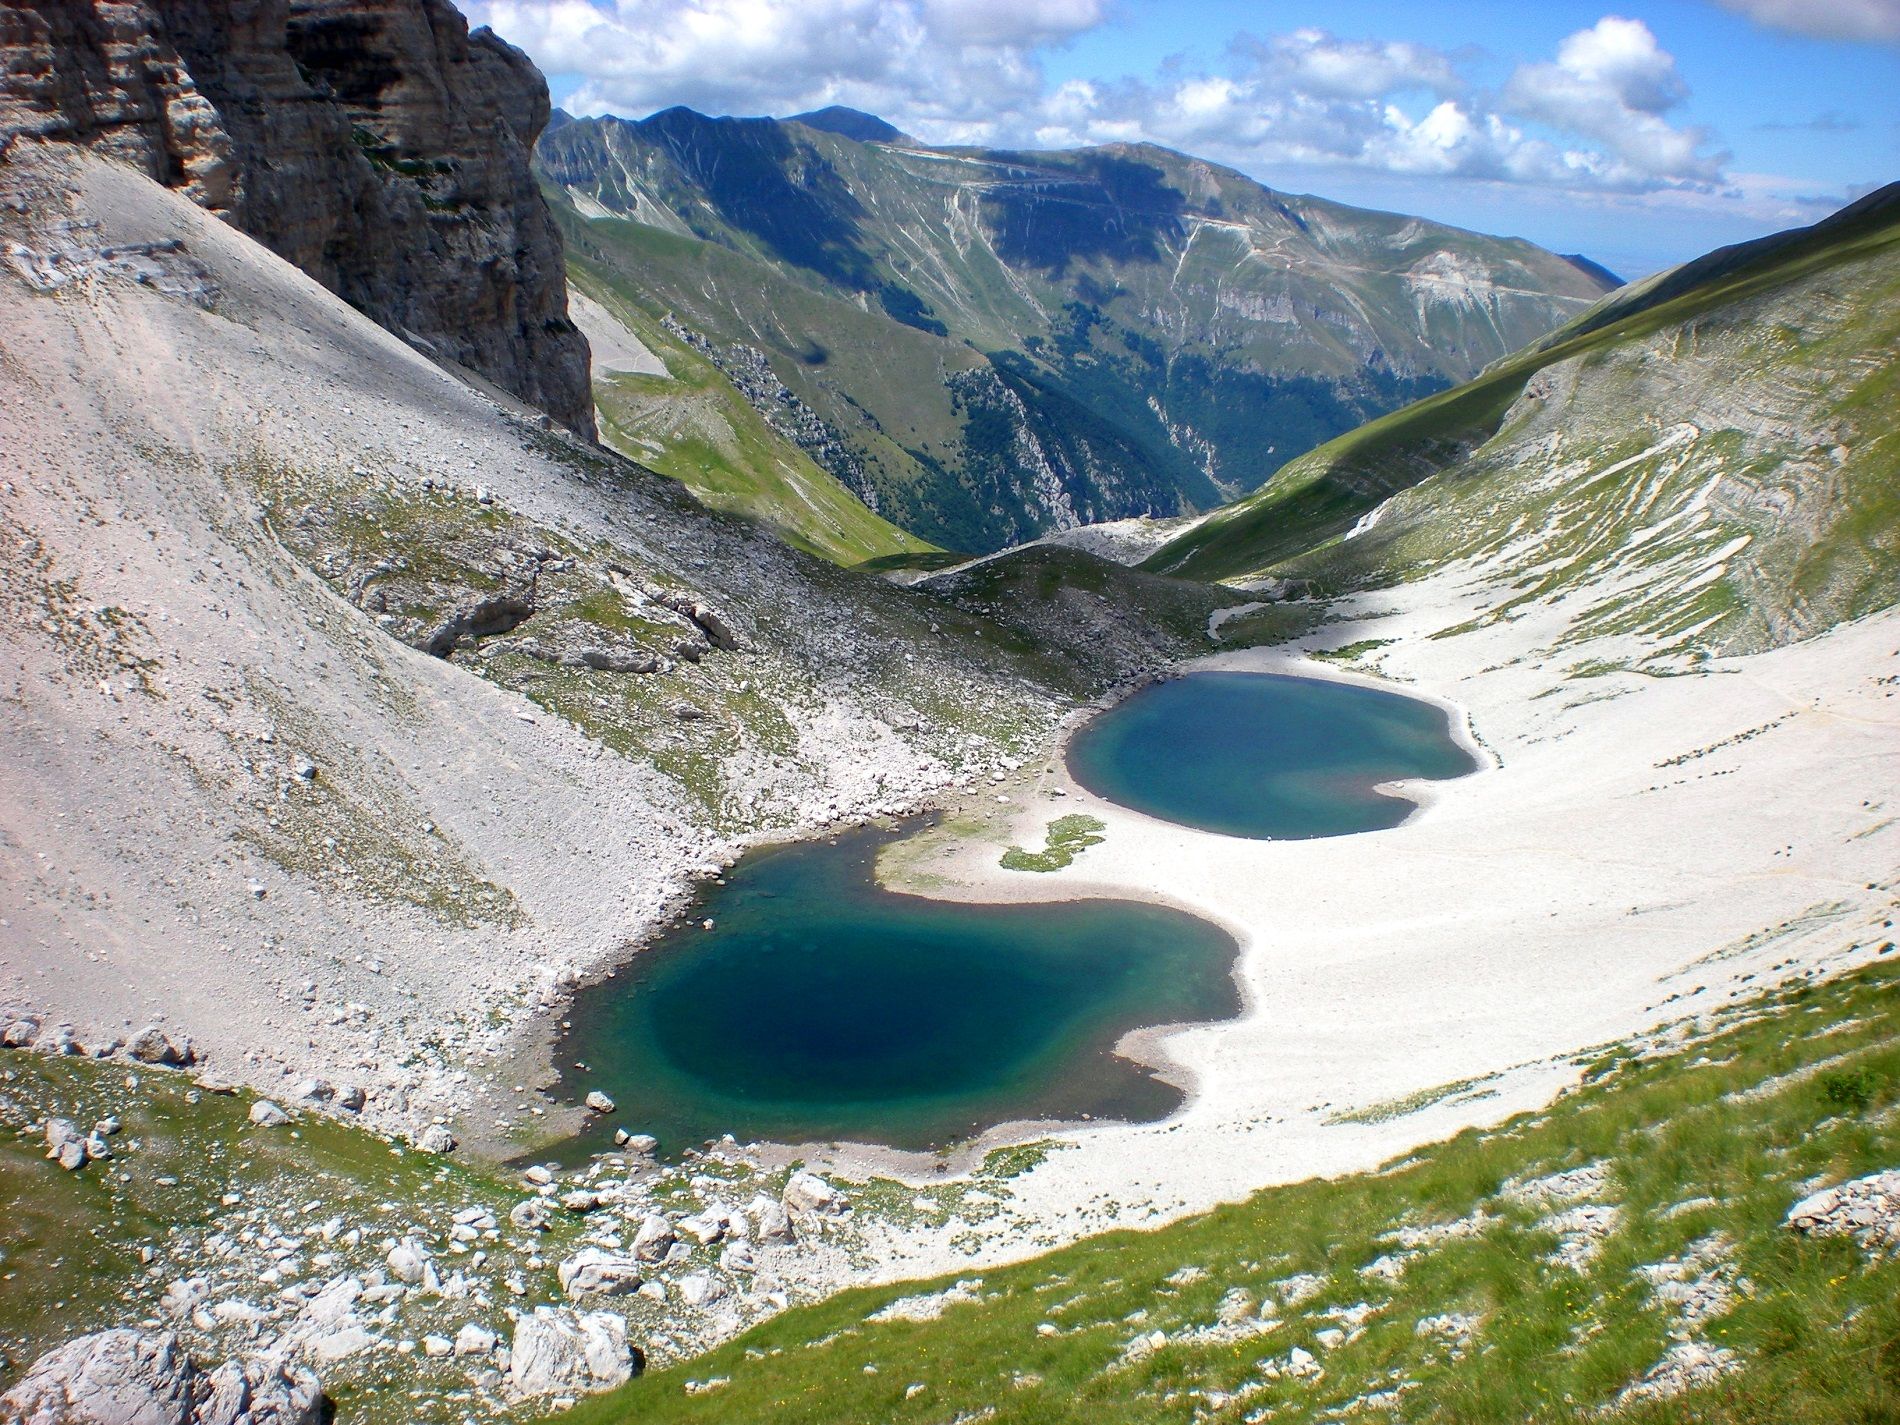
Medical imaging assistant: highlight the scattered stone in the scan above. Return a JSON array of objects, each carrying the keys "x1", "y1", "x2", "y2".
[
  {"x1": 1785, "y1": 1169, "x2": 1900, "y2": 1256},
  {"x1": 422, "y1": 1335, "x2": 454, "y2": 1358},
  {"x1": 507, "y1": 1308, "x2": 639, "y2": 1399},
  {"x1": 868, "y1": 1280, "x2": 983, "y2": 1324},
  {"x1": 561, "y1": 1190, "x2": 600, "y2": 1214},
  {"x1": 523, "y1": 1165, "x2": 554, "y2": 1186},
  {"x1": 1614, "y1": 1341, "x2": 1743, "y2": 1406}
]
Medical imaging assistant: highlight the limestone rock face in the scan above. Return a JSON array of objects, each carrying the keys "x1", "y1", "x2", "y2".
[
  {"x1": 506, "y1": 1307, "x2": 638, "y2": 1399},
  {"x1": 0, "y1": 0, "x2": 593, "y2": 436},
  {"x1": 0, "y1": 1329, "x2": 321, "y2": 1425}
]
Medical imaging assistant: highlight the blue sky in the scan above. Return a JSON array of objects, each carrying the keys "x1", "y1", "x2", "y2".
[{"x1": 472, "y1": 0, "x2": 1899, "y2": 277}]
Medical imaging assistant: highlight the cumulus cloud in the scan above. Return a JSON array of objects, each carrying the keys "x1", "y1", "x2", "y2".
[
  {"x1": 1709, "y1": 0, "x2": 1900, "y2": 43},
  {"x1": 471, "y1": 2, "x2": 1729, "y2": 196},
  {"x1": 1501, "y1": 17, "x2": 1726, "y2": 187},
  {"x1": 466, "y1": 0, "x2": 1100, "y2": 124}
]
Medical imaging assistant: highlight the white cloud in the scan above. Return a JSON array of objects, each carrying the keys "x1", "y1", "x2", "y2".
[
  {"x1": 1710, "y1": 0, "x2": 1900, "y2": 43},
  {"x1": 473, "y1": 3, "x2": 1729, "y2": 197},
  {"x1": 1501, "y1": 18, "x2": 1725, "y2": 187},
  {"x1": 467, "y1": 0, "x2": 1099, "y2": 123}
]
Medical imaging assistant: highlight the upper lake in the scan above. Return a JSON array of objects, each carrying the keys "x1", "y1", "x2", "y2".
[{"x1": 1066, "y1": 670, "x2": 1481, "y2": 839}]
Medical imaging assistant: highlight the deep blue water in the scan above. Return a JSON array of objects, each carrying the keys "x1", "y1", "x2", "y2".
[
  {"x1": 1066, "y1": 671, "x2": 1480, "y2": 839},
  {"x1": 555, "y1": 823, "x2": 1239, "y2": 1157},
  {"x1": 555, "y1": 672, "x2": 1477, "y2": 1156}
]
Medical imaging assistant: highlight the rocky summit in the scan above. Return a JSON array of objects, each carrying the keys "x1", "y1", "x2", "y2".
[{"x1": 0, "y1": 0, "x2": 592, "y2": 435}]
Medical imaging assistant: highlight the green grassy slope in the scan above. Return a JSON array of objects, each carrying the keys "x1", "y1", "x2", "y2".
[
  {"x1": 538, "y1": 111, "x2": 1611, "y2": 551},
  {"x1": 1145, "y1": 184, "x2": 1900, "y2": 620},
  {"x1": 562, "y1": 961, "x2": 1899, "y2": 1425},
  {"x1": 570, "y1": 262, "x2": 936, "y2": 566}
]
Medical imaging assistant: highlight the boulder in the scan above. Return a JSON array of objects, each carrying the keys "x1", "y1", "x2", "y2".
[
  {"x1": 415, "y1": 1124, "x2": 456, "y2": 1155},
  {"x1": 248, "y1": 1100, "x2": 290, "y2": 1128},
  {"x1": 0, "y1": 1329, "x2": 320, "y2": 1425},
  {"x1": 750, "y1": 1195, "x2": 794, "y2": 1244},
  {"x1": 384, "y1": 1239, "x2": 431, "y2": 1286},
  {"x1": 45, "y1": 1117, "x2": 87, "y2": 1172},
  {"x1": 630, "y1": 1214, "x2": 676, "y2": 1264},
  {"x1": 583, "y1": 1090, "x2": 616, "y2": 1114},
  {"x1": 509, "y1": 1199, "x2": 552, "y2": 1232},
  {"x1": 622, "y1": 1133, "x2": 658, "y2": 1155},
  {"x1": 126, "y1": 1026, "x2": 194, "y2": 1067},
  {"x1": 678, "y1": 1272, "x2": 726, "y2": 1308},
  {"x1": 3, "y1": 1016, "x2": 40, "y2": 1048},
  {"x1": 557, "y1": 1249, "x2": 642, "y2": 1299},
  {"x1": 783, "y1": 1170, "x2": 846, "y2": 1217},
  {"x1": 507, "y1": 1308, "x2": 640, "y2": 1399},
  {"x1": 453, "y1": 1323, "x2": 500, "y2": 1357}
]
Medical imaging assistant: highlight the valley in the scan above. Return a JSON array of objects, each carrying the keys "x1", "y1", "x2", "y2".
[{"x1": 1, "y1": 5, "x2": 1896, "y2": 1424}]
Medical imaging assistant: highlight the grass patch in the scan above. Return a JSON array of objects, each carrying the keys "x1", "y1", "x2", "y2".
[{"x1": 1000, "y1": 814, "x2": 1107, "y2": 873}]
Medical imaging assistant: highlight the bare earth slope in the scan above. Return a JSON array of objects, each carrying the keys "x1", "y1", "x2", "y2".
[{"x1": 0, "y1": 144, "x2": 1213, "y2": 1147}]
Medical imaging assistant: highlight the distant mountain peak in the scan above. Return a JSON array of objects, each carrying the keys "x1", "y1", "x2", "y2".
[
  {"x1": 1560, "y1": 252, "x2": 1625, "y2": 290},
  {"x1": 787, "y1": 106, "x2": 906, "y2": 143}
]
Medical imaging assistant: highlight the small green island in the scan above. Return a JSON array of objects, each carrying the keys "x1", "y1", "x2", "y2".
[{"x1": 1001, "y1": 813, "x2": 1109, "y2": 872}]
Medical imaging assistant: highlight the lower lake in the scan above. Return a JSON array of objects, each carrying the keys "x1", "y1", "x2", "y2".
[{"x1": 554, "y1": 823, "x2": 1239, "y2": 1158}]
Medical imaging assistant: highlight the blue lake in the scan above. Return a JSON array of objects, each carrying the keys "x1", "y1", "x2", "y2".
[
  {"x1": 1067, "y1": 671, "x2": 1481, "y2": 839},
  {"x1": 556, "y1": 671, "x2": 1477, "y2": 1155},
  {"x1": 555, "y1": 823, "x2": 1239, "y2": 1157}
]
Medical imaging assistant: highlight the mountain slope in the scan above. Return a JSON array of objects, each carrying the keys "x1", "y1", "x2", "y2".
[
  {"x1": 1145, "y1": 183, "x2": 1900, "y2": 661},
  {"x1": 536, "y1": 108, "x2": 1613, "y2": 551},
  {"x1": 567, "y1": 260, "x2": 939, "y2": 565}
]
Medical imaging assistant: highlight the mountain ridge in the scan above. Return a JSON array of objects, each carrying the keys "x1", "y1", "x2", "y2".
[{"x1": 538, "y1": 106, "x2": 1615, "y2": 551}]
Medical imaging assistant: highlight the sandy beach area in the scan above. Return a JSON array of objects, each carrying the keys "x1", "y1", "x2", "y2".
[{"x1": 818, "y1": 571, "x2": 1900, "y2": 1282}]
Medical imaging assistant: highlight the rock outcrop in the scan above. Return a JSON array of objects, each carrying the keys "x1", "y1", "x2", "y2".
[
  {"x1": 506, "y1": 1308, "x2": 639, "y2": 1399},
  {"x1": 0, "y1": 1329, "x2": 322, "y2": 1425},
  {"x1": 0, "y1": 0, "x2": 593, "y2": 435}
]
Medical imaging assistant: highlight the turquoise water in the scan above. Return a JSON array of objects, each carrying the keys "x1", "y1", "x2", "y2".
[
  {"x1": 1066, "y1": 671, "x2": 1480, "y2": 839},
  {"x1": 555, "y1": 672, "x2": 1476, "y2": 1156},
  {"x1": 555, "y1": 823, "x2": 1239, "y2": 1157}
]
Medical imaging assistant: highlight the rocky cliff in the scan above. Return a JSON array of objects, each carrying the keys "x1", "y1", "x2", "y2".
[{"x1": 0, "y1": 0, "x2": 593, "y2": 435}]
